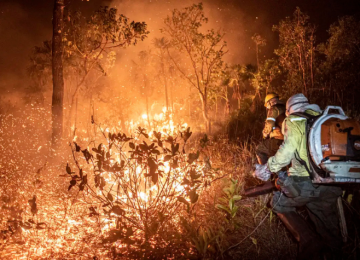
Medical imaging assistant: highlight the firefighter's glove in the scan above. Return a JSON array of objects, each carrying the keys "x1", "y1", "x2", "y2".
[
  {"x1": 253, "y1": 164, "x2": 271, "y2": 181},
  {"x1": 262, "y1": 129, "x2": 269, "y2": 139}
]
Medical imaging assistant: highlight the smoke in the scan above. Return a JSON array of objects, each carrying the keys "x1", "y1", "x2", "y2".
[
  {"x1": 0, "y1": 0, "x2": 52, "y2": 107},
  {"x1": 1, "y1": 0, "x2": 359, "y2": 105},
  {"x1": 96, "y1": 0, "x2": 269, "y2": 125},
  {"x1": 0, "y1": 0, "x2": 273, "y2": 109},
  {"x1": 107, "y1": 0, "x2": 264, "y2": 65}
]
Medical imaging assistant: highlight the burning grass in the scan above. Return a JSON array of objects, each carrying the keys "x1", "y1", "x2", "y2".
[
  {"x1": 0, "y1": 105, "x2": 297, "y2": 259},
  {"x1": 61, "y1": 123, "x2": 219, "y2": 258},
  {"x1": 0, "y1": 105, "x2": 218, "y2": 259}
]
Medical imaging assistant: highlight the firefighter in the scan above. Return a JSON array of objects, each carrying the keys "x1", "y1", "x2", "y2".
[
  {"x1": 255, "y1": 93, "x2": 286, "y2": 165},
  {"x1": 253, "y1": 93, "x2": 342, "y2": 259}
]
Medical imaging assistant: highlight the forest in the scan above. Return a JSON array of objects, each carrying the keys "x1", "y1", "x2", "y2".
[{"x1": 1, "y1": 0, "x2": 360, "y2": 259}]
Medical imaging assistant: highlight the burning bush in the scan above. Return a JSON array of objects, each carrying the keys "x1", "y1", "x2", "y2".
[
  {"x1": 0, "y1": 106, "x2": 296, "y2": 260},
  {"x1": 63, "y1": 125, "x2": 219, "y2": 258}
]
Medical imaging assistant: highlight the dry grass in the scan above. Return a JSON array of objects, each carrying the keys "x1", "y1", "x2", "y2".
[
  {"x1": 0, "y1": 107, "x2": 323, "y2": 260},
  {"x1": 186, "y1": 137, "x2": 297, "y2": 260}
]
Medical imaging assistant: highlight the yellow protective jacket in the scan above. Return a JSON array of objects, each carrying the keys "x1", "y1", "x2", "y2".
[
  {"x1": 267, "y1": 110, "x2": 320, "y2": 177},
  {"x1": 263, "y1": 102, "x2": 286, "y2": 140}
]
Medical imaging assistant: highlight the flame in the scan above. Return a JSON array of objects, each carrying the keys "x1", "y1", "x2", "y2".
[
  {"x1": 0, "y1": 104, "x2": 214, "y2": 259},
  {"x1": 125, "y1": 107, "x2": 188, "y2": 137}
]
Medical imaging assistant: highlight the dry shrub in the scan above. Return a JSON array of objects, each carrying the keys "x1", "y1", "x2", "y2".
[
  {"x1": 60, "y1": 125, "x2": 222, "y2": 259},
  {"x1": 0, "y1": 106, "x2": 296, "y2": 260},
  {"x1": 0, "y1": 114, "x2": 222, "y2": 259}
]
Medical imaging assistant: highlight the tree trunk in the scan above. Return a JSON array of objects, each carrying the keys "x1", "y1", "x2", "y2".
[
  {"x1": 215, "y1": 96, "x2": 218, "y2": 122},
  {"x1": 297, "y1": 45, "x2": 307, "y2": 96},
  {"x1": 51, "y1": 0, "x2": 65, "y2": 146},
  {"x1": 225, "y1": 100, "x2": 230, "y2": 115},
  {"x1": 188, "y1": 85, "x2": 191, "y2": 119},
  {"x1": 146, "y1": 96, "x2": 151, "y2": 130},
  {"x1": 73, "y1": 97, "x2": 78, "y2": 138},
  {"x1": 161, "y1": 61, "x2": 169, "y2": 113},
  {"x1": 87, "y1": 95, "x2": 92, "y2": 141},
  {"x1": 199, "y1": 92, "x2": 211, "y2": 134},
  {"x1": 256, "y1": 44, "x2": 259, "y2": 72},
  {"x1": 170, "y1": 80, "x2": 174, "y2": 113}
]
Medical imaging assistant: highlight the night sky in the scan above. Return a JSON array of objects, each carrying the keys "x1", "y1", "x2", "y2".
[{"x1": 1, "y1": 0, "x2": 360, "y2": 95}]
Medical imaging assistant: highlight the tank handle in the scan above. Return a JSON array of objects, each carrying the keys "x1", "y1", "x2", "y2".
[{"x1": 322, "y1": 106, "x2": 346, "y2": 116}]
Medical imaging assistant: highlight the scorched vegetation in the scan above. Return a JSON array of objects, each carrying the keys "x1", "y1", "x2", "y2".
[{"x1": 1, "y1": 2, "x2": 360, "y2": 260}]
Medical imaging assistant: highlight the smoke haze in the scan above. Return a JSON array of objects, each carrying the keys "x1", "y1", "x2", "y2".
[{"x1": 1, "y1": 0, "x2": 360, "y2": 106}]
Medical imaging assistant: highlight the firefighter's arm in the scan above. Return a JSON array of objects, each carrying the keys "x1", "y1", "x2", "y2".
[
  {"x1": 262, "y1": 108, "x2": 277, "y2": 138},
  {"x1": 267, "y1": 119, "x2": 300, "y2": 173}
]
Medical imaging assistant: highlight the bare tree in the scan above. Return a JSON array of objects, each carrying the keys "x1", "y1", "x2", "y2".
[
  {"x1": 273, "y1": 7, "x2": 316, "y2": 96},
  {"x1": 251, "y1": 33, "x2": 266, "y2": 72},
  {"x1": 153, "y1": 37, "x2": 171, "y2": 112},
  {"x1": 32, "y1": 6, "x2": 148, "y2": 141},
  {"x1": 162, "y1": 3, "x2": 227, "y2": 133}
]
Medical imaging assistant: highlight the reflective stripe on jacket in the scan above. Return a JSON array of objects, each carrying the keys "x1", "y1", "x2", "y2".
[{"x1": 267, "y1": 109, "x2": 320, "y2": 177}]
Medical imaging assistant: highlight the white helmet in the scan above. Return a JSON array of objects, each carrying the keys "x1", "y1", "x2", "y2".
[
  {"x1": 286, "y1": 93, "x2": 321, "y2": 116},
  {"x1": 286, "y1": 93, "x2": 309, "y2": 115}
]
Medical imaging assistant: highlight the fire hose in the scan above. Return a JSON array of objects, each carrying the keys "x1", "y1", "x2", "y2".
[
  {"x1": 243, "y1": 172, "x2": 348, "y2": 243},
  {"x1": 244, "y1": 171, "x2": 299, "y2": 198}
]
